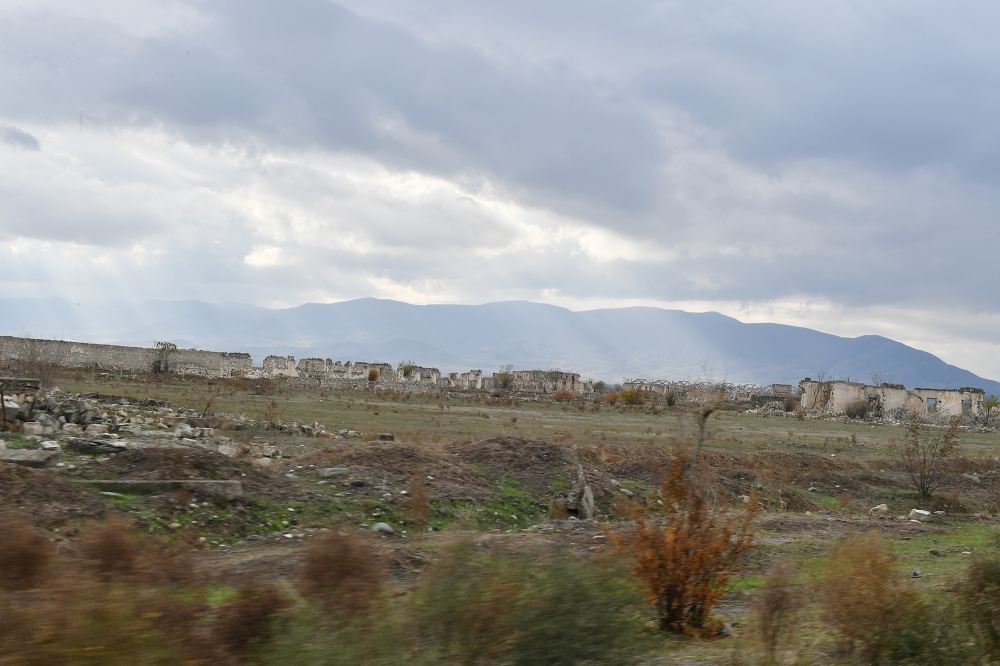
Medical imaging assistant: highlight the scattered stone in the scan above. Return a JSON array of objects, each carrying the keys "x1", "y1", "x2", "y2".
[
  {"x1": 21, "y1": 422, "x2": 45, "y2": 436},
  {"x1": 579, "y1": 485, "x2": 595, "y2": 520},
  {"x1": 0, "y1": 449, "x2": 59, "y2": 468},
  {"x1": 908, "y1": 509, "x2": 931, "y2": 521},
  {"x1": 78, "y1": 479, "x2": 244, "y2": 501},
  {"x1": 912, "y1": 569, "x2": 921, "y2": 578},
  {"x1": 39, "y1": 440, "x2": 61, "y2": 451},
  {"x1": 869, "y1": 503, "x2": 889, "y2": 517},
  {"x1": 85, "y1": 424, "x2": 109, "y2": 435},
  {"x1": 371, "y1": 522, "x2": 394, "y2": 535},
  {"x1": 318, "y1": 467, "x2": 351, "y2": 478},
  {"x1": 962, "y1": 472, "x2": 981, "y2": 484}
]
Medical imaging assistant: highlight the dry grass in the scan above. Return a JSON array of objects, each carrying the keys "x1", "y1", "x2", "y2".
[{"x1": 820, "y1": 532, "x2": 923, "y2": 661}]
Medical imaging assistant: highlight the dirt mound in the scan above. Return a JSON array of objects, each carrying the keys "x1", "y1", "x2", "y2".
[
  {"x1": 0, "y1": 462, "x2": 106, "y2": 528},
  {"x1": 299, "y1": 441, "x2": 493, "y2": 500},
  {"x1": 580, "y1": 444, "x2": 673, "y2": 485},
  {"x1": 449, "y1": 437, "x2": 580, "y2": 496},
  {"x1": 68, "y1": 448, "x2": 302, "y2": 500}
]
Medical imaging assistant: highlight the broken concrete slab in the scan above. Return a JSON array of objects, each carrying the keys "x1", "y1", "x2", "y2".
[
  {"x1": 0, "y1": 449, "x2": 59, "y2": 468},
  {"x1": 76, "y1": 479, "x2": 243, "y2": 501}
]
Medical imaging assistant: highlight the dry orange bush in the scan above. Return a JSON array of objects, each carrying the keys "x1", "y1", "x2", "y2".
[
  {"x1": 76, "y1": 515, "x2": 141, "y2": 582},
  {"x1": 608, "y1": 436, "x2": 757, "y2": 634},
  {"x1": 299, "y1": 529, "x2": 384, "y2": 616},
  {"x1": 0, "y1": 512, "x2": 54, "y2": 592},
  {"x1": 552, "y1": 389, "x2": 575, "y2": 402},
  {"x1": 212, "y1": 583, "x2": 290, "y2": 659},
  {"x1": 820, "y1": 532, "x2": 924, "y2": 661}
]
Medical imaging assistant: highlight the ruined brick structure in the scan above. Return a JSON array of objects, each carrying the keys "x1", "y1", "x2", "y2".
[
  {"x1": 0, "y1": 336, "x2": 596, "y2": 396},
  {"x1": 799, "y1": 378, "x2": 987, "y2": 417},
  {"x1": 0, "y1": 335, "x2": 252, "y2": 378},
  {"x1": 494, "y1": 370, "x2": 590, "y2": 394}
]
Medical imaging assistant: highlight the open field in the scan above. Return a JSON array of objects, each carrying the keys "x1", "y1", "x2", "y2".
[{"x1": 4, "y1": 371, "x2": 1000, "y2": 664}]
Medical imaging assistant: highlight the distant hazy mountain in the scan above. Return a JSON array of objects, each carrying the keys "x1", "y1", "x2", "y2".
[{"x1": 2, "y1": 297, "x2": 998, "y2": 394}]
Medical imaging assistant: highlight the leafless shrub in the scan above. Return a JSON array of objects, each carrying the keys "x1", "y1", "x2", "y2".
[
  {"x1": 213, "y1": 583, "x2": 290, "y2": 659},
  {"x1": 752, "y1": 559, "x2": 802, "y2": 664},
  {"x1": 844, "y1": 399, "x2": 870, "y2": 420},
  {"x1": 891, "y1": 417, "x2": 960, "y2": 498},
  {"x1": 76, "y1": 515, "x2": 141, "y2": 582},
  {"x1": 552, "y1": 388, "x2": 574, "y2": 402},
  {"x1": 665, "y1": 388, "x2": 678, "y2": 407}
]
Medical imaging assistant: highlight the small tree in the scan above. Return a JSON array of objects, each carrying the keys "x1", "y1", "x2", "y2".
[
  {"x1": 983, "y1": 395, "x2": 999, "y2": 426},
  {"x1": 592, "y1": 380, "x2": 606, "y2": 393},
  {"x1": 398, "y1": 361, "x2": 417, "y2": 379},
  {"x1": 608, "y1": 411, "x2": 757, "y2": 634},
  {"x1": 891, "y1": 416, "x2": 959, "y2": 499},
  {"x1": 495, "y1": 364, "x2": 515, "y2": 390},
  {"x1": 153, "y1": 341, "x2": 177, "y2": 374}
]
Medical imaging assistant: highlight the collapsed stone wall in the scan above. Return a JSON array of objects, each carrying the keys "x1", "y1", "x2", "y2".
[
  {"x1": 799, "y1": 378, "x2": 986, "y2": 418},
  {"x1": 0, "y1": 336, "x2": 251, "y2": 378}
]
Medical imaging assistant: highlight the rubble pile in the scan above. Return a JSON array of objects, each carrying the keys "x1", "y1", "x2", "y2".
[{"x1": 0, "y1": 388, "x2": 351, "y2": 470}]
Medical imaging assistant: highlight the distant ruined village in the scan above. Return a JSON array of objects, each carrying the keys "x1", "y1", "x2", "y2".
[{"x1": 0, "y1": 335, "x2": 992, "y2": 418}]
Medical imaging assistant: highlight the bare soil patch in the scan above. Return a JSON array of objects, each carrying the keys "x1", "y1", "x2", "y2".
[{"x1": 0, "y1": 462, "x2": 106, "y2": 527}]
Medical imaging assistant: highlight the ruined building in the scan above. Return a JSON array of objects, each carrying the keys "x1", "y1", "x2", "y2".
[
  {"x1": 0, "y1": 336, "x2": 252, "y2": 378},
  {"x1": 493, "y1": 370, "x2": 590, "y2": 394},
  {"x1": 0, "y1": 335, "x2": 594, "y2": 395},
  {"x1": 799, "y1": 378, "x2": 987, "y2": 417}
]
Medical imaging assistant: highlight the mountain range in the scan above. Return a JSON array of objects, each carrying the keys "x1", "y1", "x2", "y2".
[{"x1": 2, "y1": 297, "x2": 998, "y2": 394}]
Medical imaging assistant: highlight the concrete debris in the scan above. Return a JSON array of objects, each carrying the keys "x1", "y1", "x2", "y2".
[{"x1": 0, "y1": 449, "x2": 59, "y2": 468}]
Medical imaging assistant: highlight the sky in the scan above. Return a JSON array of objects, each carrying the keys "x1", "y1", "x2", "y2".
[{"x1": 2, "y1": 1, "x2": 999, "y2": 378}]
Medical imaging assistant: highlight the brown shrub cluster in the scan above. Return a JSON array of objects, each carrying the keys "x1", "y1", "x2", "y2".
[
  {"x1": 0, "y1": 511, "x2": 54, "y2": 592},
  {"x1": 608, "y1": 432, "x2": 758, "y2": 634},
  {"x1": 820, "y1": 532, "x2": 923, "y2": 661},
  {"x1": 299, "y1": 529, "x2": 384, "y2": 616},
  {"x1": 552, "y1": 388, "x2": 575, "y2": 402}
]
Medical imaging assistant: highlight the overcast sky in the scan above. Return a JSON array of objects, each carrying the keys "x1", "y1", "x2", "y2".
[{"x1": 2, "y1": 1, "x2": 999, "y2": 377}]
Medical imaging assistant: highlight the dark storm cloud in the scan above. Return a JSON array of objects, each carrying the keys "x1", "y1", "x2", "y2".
[{"x1": 0, "y1": 125, "x2": 40, "y2": 150}]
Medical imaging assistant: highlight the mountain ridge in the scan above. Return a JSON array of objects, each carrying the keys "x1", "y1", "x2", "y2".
[{"x1": 1, "y1": 297, "x2": 997, "y2": 394}]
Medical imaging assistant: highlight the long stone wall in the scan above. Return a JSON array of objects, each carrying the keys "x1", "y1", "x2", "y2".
[{"x1": 0, "y1": 336, "x2": 252, "y2": 378}]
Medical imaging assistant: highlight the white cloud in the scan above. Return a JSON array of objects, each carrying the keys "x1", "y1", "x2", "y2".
[{"x1": 1, "y1": 1, "x2": 999, "y2": 379}]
